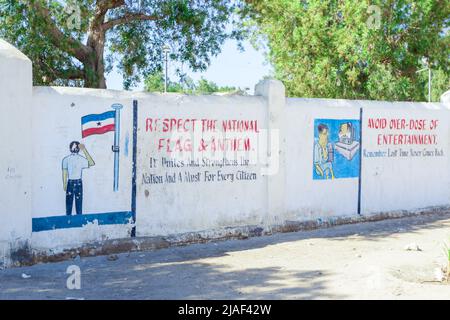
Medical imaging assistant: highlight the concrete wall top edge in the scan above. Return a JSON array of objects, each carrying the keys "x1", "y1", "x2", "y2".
[
  {"x1": 0, "y1": 39, "x2": 32, "y2": 63},
  {"x1": 287, "y1": 97, "x2": 450, "y2": 111},
  {"x1": 32, "y1": 87, "x2": 449, "y2": 111},
  {"x1": 32, "y1": 86, "x2": 267, "y2": 106},
  {"x1": 33, "y1": 86, "x2": 136, "y2": 99}
]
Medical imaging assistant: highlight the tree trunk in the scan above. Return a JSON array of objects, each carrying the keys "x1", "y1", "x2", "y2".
[
  {"x1": 83, "y1": 53, "x2": 107, "y2": 89},
  {"x1": 84, "y1": 2, "x2": 109, "y2": 89},
  {"x1": 84, "y1": 30, "x2": 107, "y2": 89}
]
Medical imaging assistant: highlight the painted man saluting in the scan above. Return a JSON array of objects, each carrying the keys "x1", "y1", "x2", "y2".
[{"x1": 62, "y1": 141, "x2": 95, "y2": 215}]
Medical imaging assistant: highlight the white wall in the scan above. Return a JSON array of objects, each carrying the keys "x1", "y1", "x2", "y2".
[
  {"x1": 285, "y1": 99, "x2": 361, "y2": 220},
  {"x1": 0, "y1": 40, "x2": 32, "y2": 266},
  {"x1": 1, "y1": 39, "x2": 449, "y2": 264},
  {"x1": 136, "y1": 94, "x2": 268, "y2": 236},
  {"x1": 30, "y1": 87, "x2": 135, "y2": 249},
  {"x1": 284, "y1": 98, "x2": 450, "y2": 219},
  {"x1": 28, "y1": 89, "x2": 271, "y2": 247},
  {"x1": 362, "y1": 106, "x2": 449, "y2": 213}
]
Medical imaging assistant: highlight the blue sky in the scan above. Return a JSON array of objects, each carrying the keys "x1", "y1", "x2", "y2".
[{"x1": 105, "y1": 40, "x2": 273, "y2": 94}]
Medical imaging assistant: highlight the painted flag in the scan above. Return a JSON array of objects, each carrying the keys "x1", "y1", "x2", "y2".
[{"x1": 81, "y1": 111, "x2": 115, "y2": 138}]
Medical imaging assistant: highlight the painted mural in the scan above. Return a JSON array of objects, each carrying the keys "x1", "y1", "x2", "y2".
[
  {"x1": 31, "y1": 100, "x2": 134, "y2": 233},
  {"x1": 60, "y1": 106, "x2": 125, "y2": 217},
  {"x1": 313, "y1": 119, "x2": 361, "y2": 180}
]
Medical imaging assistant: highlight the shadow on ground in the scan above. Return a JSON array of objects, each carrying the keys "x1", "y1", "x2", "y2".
[
  {"x1": 1, "y1": 212, "x2": 449, "y2": 299},
  {"x1": 0, "y1": 259, "x2": 340, "y2": 299}
]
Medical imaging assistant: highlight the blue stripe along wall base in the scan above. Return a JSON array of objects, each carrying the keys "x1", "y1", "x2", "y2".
[{"x1": 32, "y1": 211, "x2": 133, "y2": 232}]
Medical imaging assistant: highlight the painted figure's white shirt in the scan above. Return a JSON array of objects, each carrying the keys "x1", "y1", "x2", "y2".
[{"x1": 62, "y1": 153, "x2": 89, "y2": 180}]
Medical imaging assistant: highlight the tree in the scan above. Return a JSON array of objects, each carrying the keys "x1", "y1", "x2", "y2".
[
  {"x1": 143, "y1": 71, "x2": 187, "y2": 93},
  {"x1": 195, "y1": 77, "x2": 246, "y2": 94},
  {"x1": 0, "y1": 0, "x2": 244, "y2": 89},
  {"x1": 144, "y1": 71, "x2": 246, "y2": 94},
  {"x1": 242, "y1": 0, "x2": 449, "y2": 101},
  {"x1": 144, "y1": 71, "x2": 165, "y2": 92}
]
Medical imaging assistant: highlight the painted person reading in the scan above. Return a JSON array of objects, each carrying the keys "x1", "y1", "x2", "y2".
[{"x1": 314, "y1": 124, "x2": 335, "y2": 179}]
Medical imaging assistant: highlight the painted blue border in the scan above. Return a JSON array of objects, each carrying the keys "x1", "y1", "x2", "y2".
[
  {"x1": 131, "y1": 100, "x2": 138, "y2": 237},
  {"x1": 32, "y1": 211, "x2": 133, "y2": 232},
  {"x1": 358, "y1": 108, "x2": 363, "y2": 215}
]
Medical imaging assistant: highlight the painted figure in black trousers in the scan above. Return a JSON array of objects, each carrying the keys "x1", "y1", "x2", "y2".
[{"x1": 62, "y1": 141, "x2": 95, "y2": 215}]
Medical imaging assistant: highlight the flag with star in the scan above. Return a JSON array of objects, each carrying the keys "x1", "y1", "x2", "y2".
[{"x1": 81, "y1": 111, "x2": 115, "y2": 138}]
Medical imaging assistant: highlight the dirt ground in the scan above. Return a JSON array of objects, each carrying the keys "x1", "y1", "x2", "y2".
[{"x1": 1, "y1": 213, "x2": 449, "y2": 300}]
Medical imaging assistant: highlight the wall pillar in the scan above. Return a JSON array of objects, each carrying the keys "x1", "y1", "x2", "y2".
[
  {"x1": 0, "y1": 39, "x2": 33, "y2": 267},
  {"x1": 255, "y1": 79, "x2": 286, "y2": 225}
]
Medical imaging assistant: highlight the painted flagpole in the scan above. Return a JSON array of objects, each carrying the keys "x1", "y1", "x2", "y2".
[{"x1": 111, "y1": 103, "x2": 123, "y2": 192}]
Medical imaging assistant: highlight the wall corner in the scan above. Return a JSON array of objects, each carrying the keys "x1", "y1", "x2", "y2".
[{"x1": 0, "y1": 39, "x2": 33, "y2": 267}]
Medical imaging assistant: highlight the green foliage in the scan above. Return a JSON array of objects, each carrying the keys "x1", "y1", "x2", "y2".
[
  {"x1": 144, "y1": 71, "x2": 194, "y2": 93},
  {"x1": 243, "y1": 0, "x2": 449, "y2": 101},
  {"x1": 0, "y1": 0, "x2": 244, "y2": 88},
  {"x1": 196, "y1": 78, "x2": 220, "y2": 94},
  {"x1": 144, "y1": 71, "x2": 165, "y2": 92},
  {"x1": 144, "y1": 71, "x2": 245, "y2": 94},
  {"x1": 0, "y1": 0, "x2": 87, "y2": 86}
]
